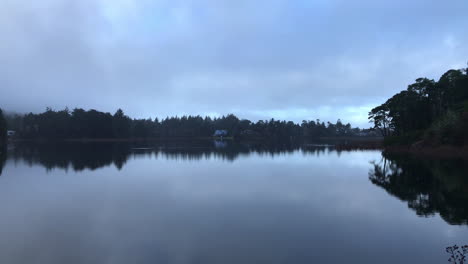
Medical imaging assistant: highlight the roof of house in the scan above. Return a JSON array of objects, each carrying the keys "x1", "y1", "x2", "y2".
[{"x1": 213, "y1": 130, "x2": 228, "y2": 136}]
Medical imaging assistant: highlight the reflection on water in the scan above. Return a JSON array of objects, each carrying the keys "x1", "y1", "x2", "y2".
[
  {"x1": 0, "y1": 145, "x2": 6, "y2": 176},
  {"x1": 0, "y1": 141, "x2": 467, "y2": 264},
  {"x1": 369, "y1": 151, "x2": 468, "y2": 225},
  {"x1": 5, "y1": 141, "x2": 350, "y2": 173}
]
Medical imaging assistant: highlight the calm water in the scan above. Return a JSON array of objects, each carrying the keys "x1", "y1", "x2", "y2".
[{"x1": 0, "y1": 141, "x2": 467, "y2": 264}]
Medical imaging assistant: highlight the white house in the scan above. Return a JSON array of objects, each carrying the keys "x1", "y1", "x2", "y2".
[{"x1": 213, "y1": 130, "x2": 228, "y2": 137}]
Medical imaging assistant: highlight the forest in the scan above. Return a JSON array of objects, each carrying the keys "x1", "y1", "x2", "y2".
[
  {"x1": 0, "y1": 109, "x2": 7, "y2": 146},
  {"x1": 369, "y1": 66, "x2": 468, "y2": 146},
  {"x1": 4, "y1": 108, "x2": 373, "y2": 140}
]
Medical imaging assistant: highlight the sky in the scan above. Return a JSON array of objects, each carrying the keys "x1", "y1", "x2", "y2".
[{"x1": 1, "y1": 0, "x2": 467, "y2": 127}]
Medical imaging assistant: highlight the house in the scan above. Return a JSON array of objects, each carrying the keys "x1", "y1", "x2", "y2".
[
  {"x1": 7, "y1": 130, "x2": 16, "y2": 138},
  {"x1": 213, "y1": 130, "x2": 228, "y2": 137}
]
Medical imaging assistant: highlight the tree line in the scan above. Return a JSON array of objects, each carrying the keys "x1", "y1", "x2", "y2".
[
  {"x1": 369, "y1": 65, "x2": 468, "y2": 145},
  {"x1": 4, "y1": 107, "x2": 373, "y2": 140},
  {"x1": 0, "y1": 108, "x2": 6, "y2": 175},
  {"x1": 0, "y1": 108, "x2": 7, "y2": 146}
]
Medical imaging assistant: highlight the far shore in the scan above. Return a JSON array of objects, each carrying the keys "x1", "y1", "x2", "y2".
[
  {"x1": 11, "y1": 137, "x2": 216, "y2": 143},
  {"x1": 10, "y1": 136, "x2": 383, "y2": 144}
]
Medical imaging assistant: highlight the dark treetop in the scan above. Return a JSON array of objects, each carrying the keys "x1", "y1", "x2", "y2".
[{"x1": 369, "y1": 65, "x2": 468, "y2": 146}]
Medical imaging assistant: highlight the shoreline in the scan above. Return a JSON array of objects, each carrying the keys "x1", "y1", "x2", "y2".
[
  {"x1": 384, "y1": 145, "x2": 468, "y2": 160},
  {"x1": 10, "y1": 136, "x2": 383, "y2": 143},
  {"x1": 10, "y1": 137, "x2": 216, "y2": 143},
  {"x1": 11, "y1": 137, "x2": 467, "y2": 160}
]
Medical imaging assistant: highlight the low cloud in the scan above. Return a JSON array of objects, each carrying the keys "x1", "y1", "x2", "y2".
[{"x1": 1, "y1": 0, "x2": 467, "y2": 127}]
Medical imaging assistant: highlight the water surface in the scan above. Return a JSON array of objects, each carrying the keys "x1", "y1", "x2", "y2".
[{"x1": 0, "y1": 142, "x2": 467, "y2": 264}]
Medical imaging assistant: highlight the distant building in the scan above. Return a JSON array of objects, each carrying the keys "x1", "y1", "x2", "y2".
[
  {"x1": 213, "y1": 130, "x2": 228, "y2": 137},
  {"x1": 7, "y1": 130, "x2": 16, "y2": 137}
]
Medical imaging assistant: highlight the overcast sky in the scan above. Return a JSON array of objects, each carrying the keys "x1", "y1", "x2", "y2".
[{"x1": 1, "y1": 0, "x2": 467, "y2": 127}]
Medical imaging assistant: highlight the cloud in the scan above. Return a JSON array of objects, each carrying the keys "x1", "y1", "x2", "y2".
[{"x1": 1, "y1": 0, "x2": 467, "y2": 127}]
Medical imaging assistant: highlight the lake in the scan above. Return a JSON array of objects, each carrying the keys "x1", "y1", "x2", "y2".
[{"x1": 0, "y1": 141, "x2": 467, "y2": 264}]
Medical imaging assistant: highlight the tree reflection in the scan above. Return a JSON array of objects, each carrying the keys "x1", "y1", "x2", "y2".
[
  {"x1": 9, "y1": 141, "x2": 348, "y2": 173},
  {"x1": 369, "y1": 152, "x2": 468, "y2": 225},
  {"x1": 0, "y1": 145, "x2": 6, "y2": 176},
  {"x1": 10, "y1": 142, "x2": 131, "y2": 172}
]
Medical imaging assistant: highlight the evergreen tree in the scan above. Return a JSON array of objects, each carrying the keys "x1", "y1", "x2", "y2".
[
  {"x1": 369, "y1": 65, "x2": 468, "y2": 145},
  {"x1": 0, "y1": 108, "x2": 7, "y2": 145}
]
